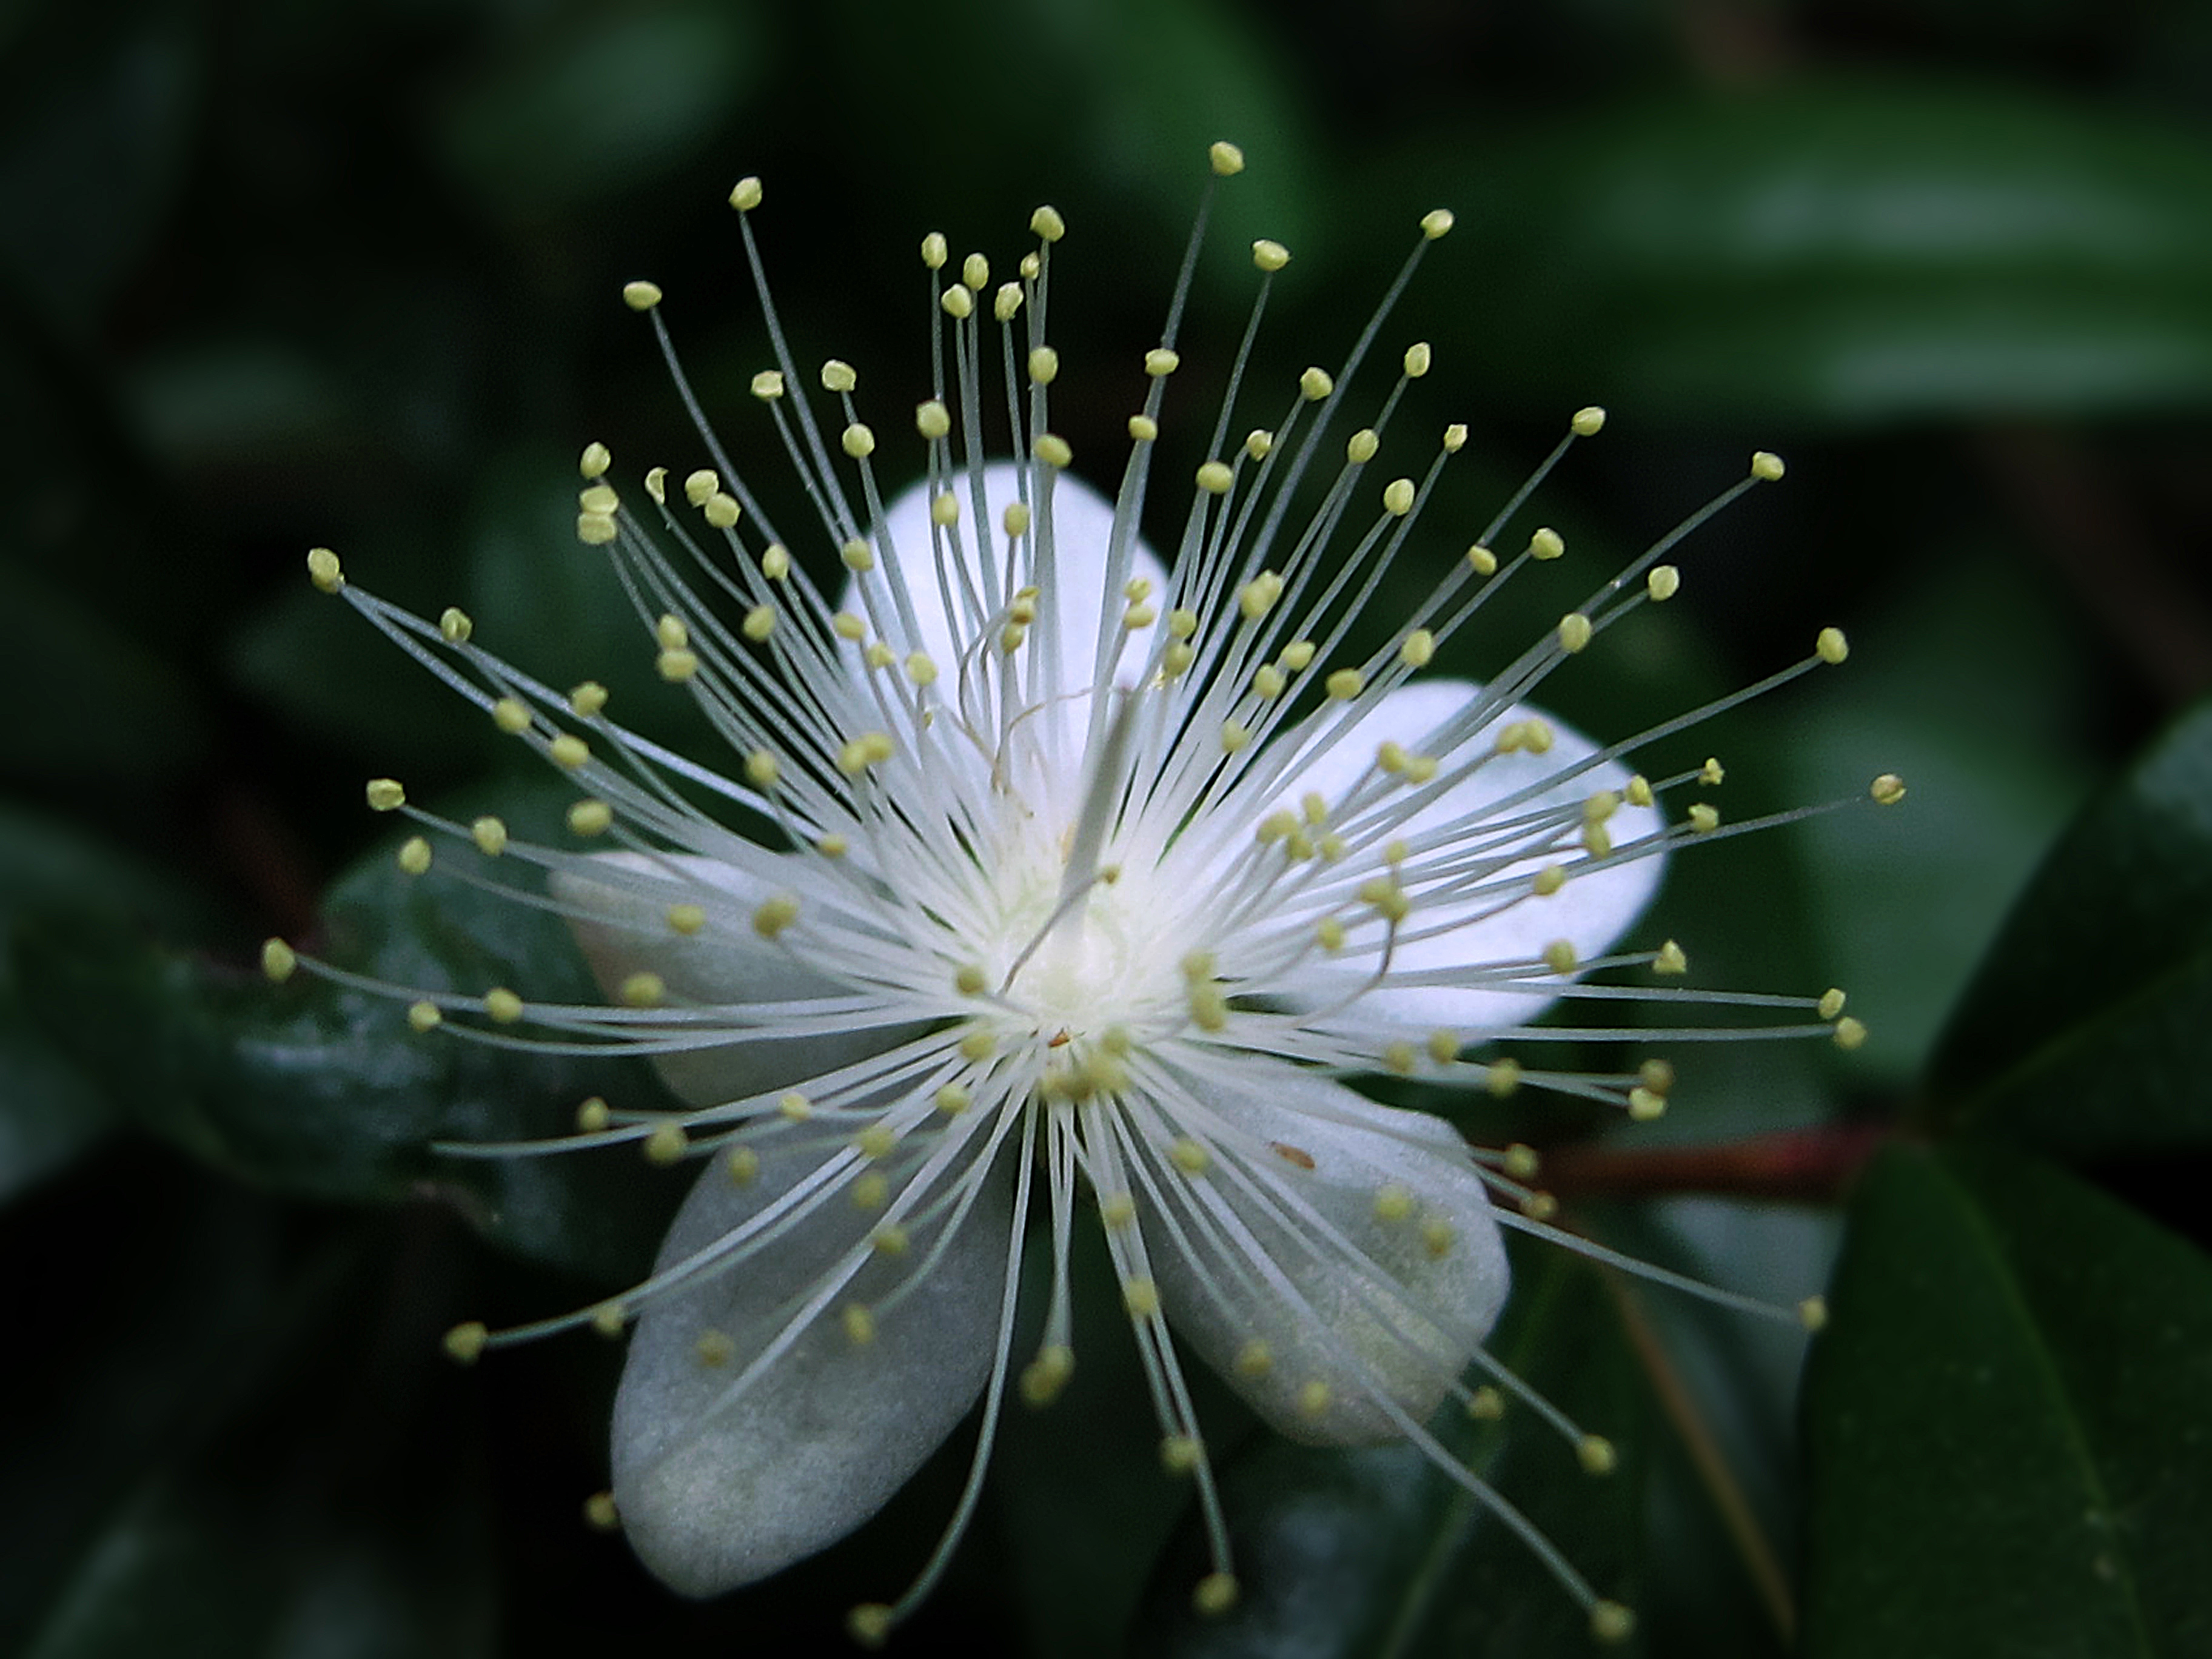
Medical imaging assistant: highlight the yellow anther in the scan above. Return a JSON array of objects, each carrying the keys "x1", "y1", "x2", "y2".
[
  {"x1": 565, "y1": 796, "x2": 612, "y2": 835},
  {"x1": 1296, "y1": 1379, "x2": 1333, "y2": 1419},
  {"x1": 1223, "y1": 1340, "x2": 1273, "y2": 1384},
  {"x1": 854, "y1": 1122, "x2": 897, "y2": 1161},
  {"x1": 1243, "y1": 427, "x2": 1274, "y2": 461},
  {"x1": 397, "y1": 836, "x2": 432, "y2": 875},
  {"x1": 1817, "y1": 626, "x2": 1850, "y2": 665},
  {"x1": 1299, "y1": 366, "x2": 1333, "y2": 400},
  {"x1": 1159, "y1": 1434, "x2": 1205, "y2": 1475},
  {"x1": 1192, "y1": 1572, "x2": 1241, "y2": 1618},
  {"x1": 1252, "y1": 665, "x2": 1287, "y2": 700},
  {"x1": 903, "y1": 650, "x2": 940, "y2": 686},
  {"x1": 842, "y1": 1304, "x2": 876, "y2": 1346},
  {"x1": 1654, "y1": 939, "x2": 1688, "y2": 974},
  {"x1": 579, "y1": 441, "x2": 611, "y2": 479},
  {"x1": 1467, "y1": 1384, "x2": 1506, "y2": 1420},
  {"x1": 620, "y1": 971, "x2": 664, "y2": 1009},
  {"x1": 1700, "y1": 756, "x2": 1725, "y2": 786},
  {"x1": 1799, "y1": 1295, "x2": 1830, "y2": 1332},
  {"x1": 940, "y1": 284, "x2": 973, "y2": 319},
  {"x1": 1099, "y1": 1192, "x2": 1138, "y2": 1229},
  {"x1": 1378, "y1": 740, "x2": 1409, "y2": 775},
  {"x1": 726, "y1": 174, "x2": 763, "y2": 212},
  {"x1": 1122, "y1": 603, "x2": 1156, "y2": 630},
  {"x1": 1584, "y1": 791, "x2": 1620, "y2": 825},
  {"x1": 1252, "y1": 239, "x2": 1290, "y2": 272},
  {"x1": 1402, "y1": 341, "x2": 1432, "y2": 379},
  {"x1": 1626, "y1": 775, "x2": 1654, "y2": 808},
  {"x1": 440, "y1": 606, "x2": 475, "y2": 643},
  {"x1": 920, "y1": 230, "x2": 947, "y2": 269},
  {"x1": 958, "y1": 1027, "x2": 997, "y2": 1061},
  {"x1": 470, "y1": 816, "x2": 508, "y2": 857},
  {"x1": 1465, "y1": 543, "x2": 1498, "y2": 575},
  {"x1": 1524, "y1": 1191, "x2": 1559, "y2": 1221},
  {"x1": 1572, "y1": 405, "x2": 1607, "y2": 436},
  {"x1": 1033, "y1": 434, "x2": 1073, "y2": 469},
  {"x1": 818, "y1": 359, "x2": 857, "y2": 395},
  {"x1": 576, "y1": 511, "x2": 616, "y2": 545},
  {"x1": 1374, "y1": 1183, "x2": 1415, "y2": 1222},
  {"x1": 1751, "y1": 449, "x2": 1786, "y2": 481},
  {"x1": 760, "y1": 544, "x2": 790, "y2": 582},
  {"x1": 1125, "y1": 578, "x2": 1153, "y2": 602},
  {"x1": 303, "y1": 549, "x2": 349, "y2": 598},
  {"x1": 1020, "y1": 1344, "x2": 1076, "y2": 1407},
  {"x1": 1487, "y1": 1058, "x2": 1524, "y2": 1099},
  {"x1": 1356, "y1": 876, "x2": 1409, "y2": 923},
  {"x1": 1501, "y1": 1143, "x2": 1540, "y2": 1181},
  {"x1": 1533, "y1": 864, "x2": 1566, "y2": 897},
  {"x1": 591, "y1": 1301, "x2": 626, "y2": 1338},
  {"x1": 483, "y1": 987, "x2": 525, "y2": 1024},
  {"x1": 577, "y1": 484, "x2": 618, "y2": 517},
  {"x1": 1313, "y1": 914, "x2": 1346, "y2": 951},
  {"x1": 549, "y1": 734, "x2": 591, "y2": 769},
  {"x1": 1543, "y1": 939, "x2": 1578, "y2": 975},
  {"x1": 643, "y1": 1122, "x2": 688, "y2": 1165},
  {"x1": 1427, "y1": 1029, "x2": 1460, "y2": 1065},
  {"x1": 1281, "y1": 639, "x2": 1315, "y2": 670},
  {"x1": 850, "y1": 1171, "x2": 888, "y2": 1209},
  {"x1": 837, "y1": 734, "x2": 882, "y2": 774},
  {"x1": 1583, "y1": 821, "x2": 1614, "y2": 859},
  {"x1": 700, "y1": 487, "x2": 736, "y2": 526},
  {"x1": 1591, "y1": 1602, "x2": 1637, "y2": 1644},
  {"x1": 1128, "y1": 414, "x2": 1159, "y2": 442},
  {"x1": 991, "y1": 283, "x2": 1024, "y2": 324},
  {"x1": 1419, "y1": 1218, "x2": 1455, "y2": 1258},
  {"x1": 1209, "y1": 139, "x2": 1245, "y2": 175},
  {"x1": 1122, "y1": 1277, "x2": 1161, "y2": 1319},
  {"x1": 683, "y1": 470, "x2": 720, "y2": 507},
  {"x1": 735, "y1": 603, "x2": 774, "y2": 643},
  {"x1": 643, "y1": 467, "x2": 666, "y2": 504},
  {"x1": 840, "y1": 422, "x2": 876, "y2": 460},
  {"x1": 1325, "y1": 667, "x2": 1365, "y2": 700},
  {"x1": 1195, "y1": 460, "x2": 1233, "y2": 495},
  {"x1": 1558, "y1": 613, "x2": 1594, "y2": 653},
  {"x1": 913, "y1": 399, "x2": 953, "y2": 441},
  {"x1": 366, "y1": 777, "x2": 406, "y2": 812},
  {"x1": 1399, "y1": 628, "x2": 1435, "y2": 668},
  {"x1": 695, "y1": 1329, "x2": 734, "y2": 1366},
  {"x1": 1688, "y1": 803, "x2": 1720, "y2": 833},
  {"x1": 831, "y1": 611, "x2": 866, "y2": 642},
  {"x1": 1030, "y1": 202, "x2": 1066, "y2": 241},
  {"x1": 778, "y1": 1090, "x2": 812, "y2": 1122},
  {"x1": 1381, "y1": 476, "x2": 1417, "y2": 517},
  {"x1": 1420, "y1": 207, "x2": 1455, "y2": 239},
  {"x1": 667, "y1": 903, "x2": 706, "y2": 935},
  {"x1": 1382, "y1": 1039, "x2": 1418, "y2": 1075},
  {"x1": 1578, "y1": 1433, "x2": 1618, "y2": 1475},
  {"x1": 1834, "y1": 1016, "x2": 1869, "y2": 1050},
  {"x1": 751, "y1": 895, "x2": 799, "y2": 939},
  {"x1": 491, "y1": 697, "x2": 532, "y2": 735},
  {"x1": 581, "y1": 1490, "x2": 621, "y2": 1536},
  {"x1": 1647, "y1": 565, "x2": 1681, "y2": 602},
  {"x1": 1639, "y1": 1059, "x2": 1675, "y2": 1094},
  {"x1": 931, "y1": 1082, "x2": 972, "y2": 1118},
  {"x1": 261, "y1": 937, "x2": 297, "y2": 982},
  {"x1": 1529, "y1": 526, "x2": 1565, "y2": 560},
  {"x1": 1818, "y1": 988, "x2": 1848, "y2": 1021},
  {"x1": 1167, "y1": 608, "x2": 1199, "y2": 644},
  {"x1": 840, "y1": 539, "x2": 876, "y2": 574},
  {"x1": 1027, "y1": 346, "x2": 1059, "y2": 386},
  {"x1": 816, "y1": 834, "x2": 848, "y2": 859},
  {"x1": 1627, "y1": 1087, "x2": 1667, "y2": 1122},
  {"x1": 1871, "y1": 773, "x2": 1907, "y2": 805},
  {"x1": 1444, "y1": 421, "x2": 1468, "y2": 452},
  {"x1": 1139, "y1": 346, "x2": 1182, "y2": 380},
  {"x1": 1346, "y1": 428, "x2": 1379, "y2": 464},
  {"x1": 1183, "y1": 949, "x2": 1217, "y2": 983},
  {"x1": 621, "y1": 280, "x2": 662, "y2": 311},
  {"x1": 1170, "y1": 1137, "x2": 1211, "y2": 1176},
  {"x1": 576, "y1": 1096, "x2": 610, "y2": 1132},
  {"x1": 960, "y1": 251, "x2": 990, "y2": 290},
  {"x1": 442, "y1": 1321, "x2": 488, "y2": 1364}
]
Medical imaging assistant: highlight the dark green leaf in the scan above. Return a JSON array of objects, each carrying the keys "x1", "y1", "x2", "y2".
[
  {"x1": 1418, "y1": 82, "x2": 2212, "y2": 423},
  {"x1": 1803, "y1": 1142, "x2": 2212, "y2": 1658},
  {"x1": 1142, "y1": 1244, "x2": 1650, "y2": 1658},
  {"x1": 1923, "y1": 699, "x2": 2212, "y2": 1153}
]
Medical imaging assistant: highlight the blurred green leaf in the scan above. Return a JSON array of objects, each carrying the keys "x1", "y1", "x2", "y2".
[
  {"x1": 18, "y1": 1216, "x2": 496, "y2": 1659},
  {"x1": 0, "y1": 1006, "x2": 115, "y2": 1205},
  {"x1": 1141, "y1": 1245, "x2": 1649, "y2": 1658},
  {"x1": 17, "y1": 782, "x2": 681, "y2": 1282},
  {"x1": 1423, "y1": 81, "x2": 2212, "y2": 423},
  {"x1": 435, "y1": 3, "x2": 759, "y2": 213},
  {"x1": 1923, "y1": 698, "x2": 2212, "y2": 1153},
  {"x1": 1802, "y1": 1142, "x2": 2212, "y2": 1658}
]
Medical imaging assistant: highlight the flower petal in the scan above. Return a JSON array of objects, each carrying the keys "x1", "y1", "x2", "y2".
[
  {"x1": 1267, "y1": 679, "x2": 1663, "y2": 1033},
  {"x1": 612, "y1": 1128, "x2": 1013, "y2": 1596},
  {"x1": 853, "y1": 463, "x2": 1169, "y2": 708},
  {"x1": 552, "y1": 851, "x2": 920, "y2": 1107},
  {"x1": 1145, "y1": 1062, "x2": 1509, "y2": 1444}
]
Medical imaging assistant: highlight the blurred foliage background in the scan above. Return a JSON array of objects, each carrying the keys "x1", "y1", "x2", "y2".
[{"x1": 5, "y1": 0, "x2": 2211, "y2": 1655}]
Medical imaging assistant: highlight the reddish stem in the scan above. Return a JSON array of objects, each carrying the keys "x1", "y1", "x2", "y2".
[{"x1": 1541, "y1": 1121, "x2": 1892, "y2": 1205}]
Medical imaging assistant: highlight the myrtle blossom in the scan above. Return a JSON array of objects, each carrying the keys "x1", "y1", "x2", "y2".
[{"x1": 266, "y1": 141, "x2": 1893, "y2": 1646}]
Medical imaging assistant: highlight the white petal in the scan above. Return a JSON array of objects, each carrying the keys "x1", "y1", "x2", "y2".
[
  {"x1": 853, "y1": 463, "x2": 1169, "y2": 707},
  {"x1": 612, "y1": 1131, "x2": 1013, "y2": 1596},
  {"x1": 1271, "y1": 679, "x2": 1663, "y2": 1033},
  {"x1": 1147, "y1": 1062, "x2": 1509, "y2": 1445},
  {"x1": 552, "y1": 851, "x2": 922, "y2": 1107}
]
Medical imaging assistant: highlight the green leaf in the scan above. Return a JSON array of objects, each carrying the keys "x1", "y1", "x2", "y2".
[
  {"x1": 1923, "y1": 699, "x2": 2212, "y2": 1154},
  {"x1": 1142, "y1": 1244, "x2": 1650, "y2": 1658},
  {"x1": 1421, "y1": 81, "x2": 2212, "y2": 423},
  {"x1": 1803, "y1": 1142, "x2": 2212, "y2": 1658}
]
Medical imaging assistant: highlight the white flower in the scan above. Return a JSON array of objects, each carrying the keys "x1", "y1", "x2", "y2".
[{"x1": 274, "y1": 142, "x2": 1882, "y2": 1647}]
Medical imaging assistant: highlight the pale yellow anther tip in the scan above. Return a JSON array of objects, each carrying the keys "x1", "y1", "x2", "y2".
[
  {"x1": 728, "y1": 175, "x2": 763, "y2": 212},
  {"x1": 1571, "y1": 405, "x2": 1607, "y2": 437},
  {"x1": 1590, "y1": 1601, "x2": 1637, "y2": 1644},
  {"x1": 1798, "y1": 1295, "x2": 1830, "y2": 1333},
  {"x1": 582, "y1": 1491, "x2": 620, "y2": 1532},
  {"x1": 365, "y1": 777, "x2": 406, "y2": 813},
  {"x1": 1817, "y1": 626, "x2": 1850, "y2": 665},
  {"x1": 847, "y1": 1604, "x2": 893, "y2": 1649},
  {"x1": 1751, "y1": 449, "x2": 1786, "y2": 481},
  {"x1": 1420, "y1": 207, "x2": 1455, "y2": 240},
  {"x1": 441, "y1": 1321, "x2": 488, "y2": 1365},
  {"x1": 1033, "y1": 433, "x2": 1073, "y2": 469},
  {"x1": 1252, "y1": 238, "x2": 1290, "y2": 272},
  {"x1": 1833, "y1": 1016, "x2": 1869, "y2": 1050},
  {"x1": 621, "y1": 280, "x2": 662, "y2": 312},
  {"x1": 578, "y1": 441, "x2": 611, "y2": 479},
  {"x1": 260, "y1": 937, "x2": 297, "y2": 982},
  {"x1": 1209, "y1": 140, "x2": 1245, "y2": 176},
  {"x1": 1871, "y1": 773, "x2": 1907, "y2": 806},
  {"x1": 1030, "y1": 204, "x2": 1066, "y2": 241},
  {"x1": 1193, "y1": 1572, "x2": 1241, "y2": 1617},
  {"x1": 306, "y1": 546, "x2": 344, "y2": 592},
  {"x1": 1578, "y1": 1433, "x2": 1618, "y2": 1476}
]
